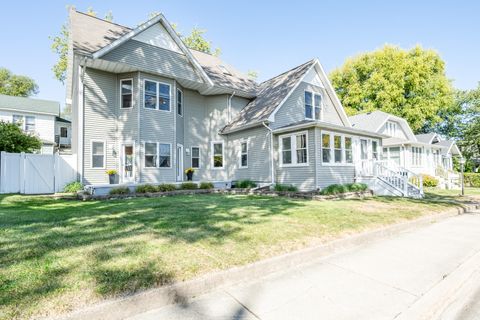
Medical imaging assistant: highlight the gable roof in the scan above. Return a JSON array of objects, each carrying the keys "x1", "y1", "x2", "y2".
[
  {"x1": 349, "y1": 110, "x2": 417, "y2": 141},
  {"x1": 0, "y1": 94, "x2": 60, "y2": 116},
  {"x1": 222, "y1": 59, "x2": 316, "y2": 132},
  {"x1": 415, "y1": 133, "x2": 440, "y2": 144}
]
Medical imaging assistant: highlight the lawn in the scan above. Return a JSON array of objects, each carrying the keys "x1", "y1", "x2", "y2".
[{"x1": 0, "y1": 192, "x2": 474, "y2": 319}]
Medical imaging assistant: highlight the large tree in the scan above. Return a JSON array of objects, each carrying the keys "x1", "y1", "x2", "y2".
[
  {"x1": 0, "y1": 121, "x2": 42, "y2": 153},
  {"x1": 0, "y1": 67, "x2": 38, "y2": 97},
  {"x1": 456, "y1": 84, "x2": 480, "y2": 171},
  {"x1": 330, "y1": 45, "x2": 454, "y2": 132}
]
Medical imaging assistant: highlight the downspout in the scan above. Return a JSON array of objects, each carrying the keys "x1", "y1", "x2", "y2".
[
  {"x1": 262, "y1": 121, "x2": 275, "y2": 186},
  {"x1": 78, "y1": 56, "x2": 87, "y2": 183}
]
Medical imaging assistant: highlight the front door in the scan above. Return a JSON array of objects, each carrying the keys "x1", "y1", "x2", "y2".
[
  {"x1": 176, "y1": 144, "x2": 184, "y2": 181},
  {"x1": 122, "y1": 144, "x2": 135, "y2": 183}
]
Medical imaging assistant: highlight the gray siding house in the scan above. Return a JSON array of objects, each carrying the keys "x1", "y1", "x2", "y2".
[{"x1": 67, "y1": 10, "x2": 388, "y2": 192}]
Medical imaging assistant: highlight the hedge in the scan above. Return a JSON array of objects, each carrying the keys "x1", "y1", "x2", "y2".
[
  {"x1": 421, "y1": 174, "x2": 439, "y2": 187},
  {"x1": 319, "y1": 183, "x2": 368, "y2": 195},
  {"x1": 464, "y1": 173, "x2": 480, "y2": 187}
]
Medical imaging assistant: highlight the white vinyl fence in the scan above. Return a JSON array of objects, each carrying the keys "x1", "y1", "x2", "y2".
[{"x1": 0, "y1": 151, "x2": 77, "y2": 194}]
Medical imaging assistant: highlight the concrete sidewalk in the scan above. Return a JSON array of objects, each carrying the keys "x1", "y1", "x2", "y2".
[{"x1": 127, "y1": 212, "x2": 480, "y2": 320}]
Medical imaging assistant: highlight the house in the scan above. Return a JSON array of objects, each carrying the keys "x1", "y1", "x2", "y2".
[
  {"x1": 0, "y1": 94, "x2": 70, "y2": 154},
  {"x1": 55, "y1": 116, "x2": 72, "y2": 151},
  {"x1": 349, "y1": 110, "x2": 462, "y2": 188},
  {"x1": 67, "y1": 10, "x2": 419, "y2": 195}
]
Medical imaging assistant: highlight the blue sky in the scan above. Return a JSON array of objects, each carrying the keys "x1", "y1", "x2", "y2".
[{"x1": 1, "y1": 1, "x2": 479, "y2": 110}]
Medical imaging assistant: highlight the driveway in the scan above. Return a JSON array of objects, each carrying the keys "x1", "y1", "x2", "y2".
[{"x1": 127, "y1": 212, "x2": 480, "y2": 320}]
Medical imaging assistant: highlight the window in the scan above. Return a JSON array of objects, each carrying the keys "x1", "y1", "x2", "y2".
[
  {"x1": 280, "y1": 132, "x2": 308, "y2": 166},
  {"x1": 305, "y1": 91, "x2": 313, "y2": 119},
  {"x1": 385, "y1": 121, "x2": 397, "y2": 136},
  {"x1": 412, "y1": 147, "x2": 423, "y2": 166},
  {"x1": 25, "y1": 116, "x2": 35, "y2": 132},
  {"x1": 144, "y1": 142, "x2": 157, "y2": 167},
  {"x1": 144, "y1": 80, "x2": 171, "y2": 111},
  {"x1": 120, "y1": 79, "x2": 133, "y2": 108},
  {"x1": 60, "y1": 127, "x2": 68, "y2": 138},
  {"x1": 240, "y1": 141, "x2": 248, "y2": 168},
  {"x1": 177, "y1": 89, "x2": 183, "y2": 116},
  {"x1": 334, "y1": 135, "x2": 342, "y2": 163},
  {"x1": 281, "y1": 136, "x2": 292, "y2": 165},
  {"x1": 322, "y1": 133, "x2": 331, "y2": 163},
  {"x1": 212, "y1": 142, "x2": 223, "y2": 168},
  {"x1": 191, "y1": 147, "x2": 200, "y2": 168},
  {"x1": 389, "y1": 147, "x2": 401, "y2": 166},
  {"x1": 360, "y1": 139, "x2": 368, "y2": 160},
  {"x1": 372, "y1": 141, "x2": 379, "y2": 160},
  {"x1": 91, "y1": 141, "x2": 105, "y2": 168},
  {"x1": 159, "y1": 143, "x2": 171, "y2": 167},
  {"x1": 345, "y1": 137, "x2": 353, "y2": 163},
  {"x1": 13, "y1": 115, "x2": 23, "y2": 127},
  {"x1": 314, "y1": 94, "x2": 322, "y2": 120}
]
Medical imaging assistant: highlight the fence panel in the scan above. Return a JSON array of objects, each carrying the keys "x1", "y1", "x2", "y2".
[
  {"x1": 0, "y1": 152, "x2": 22, "y2": 193},
  {"x1": 55, "y1": 154, "x2": 77, "y2": 192},
  {"x1": 24, "y1": 154, "x2": 55, "y2": 194}
]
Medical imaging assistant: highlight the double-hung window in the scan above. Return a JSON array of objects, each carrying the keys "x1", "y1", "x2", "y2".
[
  {"x1": 91, "y1": 141, "x2": 105, "y2": 168},
  {"x1": 159, "y1": 143, "x2": 171, "y2": 167},
  {"x1": 60, "y1": 127, "x2": 68, "y2": 138},
  {"x1": 305, "y1": 92, "x2": 313, "y2": 119},
  {"x1": 411, "y1": 147, "x2": 422, "y2": 166},
  {"x1": 240, "y1": 141, "x2": 248, "y2": 168},
  {"x1": 280, "y1": 132, "x2": 308, "y2": 166},
  {"x1": 305, "y1": 91, "x2": 323, "y2": 120},
  {"x1": 191, "y1": 147, "x2": 200, "y2": 168},
  {"x1": 345, "y1": 137, "x2": 353, "y2": 163},
  {"x1": 333, "y1": 135, "x2": 342, "y2": 163},
  {"x1": 25, "y1": 116, "x2": 35, "y2": 132},
  {"x1": 212, "y1": 142, "x2": 224, "y2": 168},
  {"x1": 144, "y1": 142, "x2": 157, "y2": 167},
  {"x1": 322, "y1": 133, "x2": 331, "y2": 163},
  {"x1": 144, "y1": 80, "x2": 171, "y2": 111},
  {"x1": 120, "y1": 79, "x2": 133, "y2": 108},
  {"x1": 314, "y1": 94, "x2": 322, "y2": 120},
  {"x1": 144, "y1": 142, "x2": 171, "y2": 168},
  {"x1": 177, "y1": 89, "x2": 183, "y2": 116}
]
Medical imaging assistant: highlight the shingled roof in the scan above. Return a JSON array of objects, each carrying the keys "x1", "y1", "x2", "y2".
[
  {"x1": 222, "y1": 59, "x2": 316, "y2": 132},
  {"x1": 0, "y1": 94, "x2": 60, "y2": 116}
]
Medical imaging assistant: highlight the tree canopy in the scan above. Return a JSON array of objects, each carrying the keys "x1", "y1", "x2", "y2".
[
  {"x1": 0, "y1": 121, "x2": 42, "y2": 153},
  {"x1": 330, "y1": 45, "x2": 454, "y2": 133},
  {"x1": 0, "y1": 68, "x2": 39, "y2": 97}
]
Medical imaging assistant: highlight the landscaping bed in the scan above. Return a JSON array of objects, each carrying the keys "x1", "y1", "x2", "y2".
[{"x1": 0, "y1": 191, "x2": 476, "y2": 319}]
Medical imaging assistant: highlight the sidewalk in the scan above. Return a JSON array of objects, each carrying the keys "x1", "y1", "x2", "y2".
[{"x1": 127, "y1": 211, "x2": 480, "y2": 320}]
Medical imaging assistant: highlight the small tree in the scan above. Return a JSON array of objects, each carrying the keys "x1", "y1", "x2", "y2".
[{"x1": 0, "y1": 121, "x2": 42, "y2": 153}]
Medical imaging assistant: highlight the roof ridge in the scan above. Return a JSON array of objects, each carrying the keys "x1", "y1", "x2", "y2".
[
  {"x1": 74, "y1": 10, "x2": 132, "y2": 31},
  {"x1": 260, "y1": 59, "x2": 315, "y2": 85},
  {"x1": 0, "y1": 94, "x2": 59, "y2": 104}
]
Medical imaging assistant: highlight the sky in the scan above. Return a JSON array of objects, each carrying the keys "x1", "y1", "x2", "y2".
[{"x1": 1, "y1": 0, "x2": 479, "y2": 110}]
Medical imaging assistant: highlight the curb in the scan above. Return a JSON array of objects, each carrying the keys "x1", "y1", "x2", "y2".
[{"x1": 59, "y1": 203, "x2": 479, "y2": 320}]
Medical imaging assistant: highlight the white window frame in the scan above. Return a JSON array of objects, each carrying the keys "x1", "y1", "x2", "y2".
[
  {"x1": 177, "y1": 88, "x2": 183, "y2": 117},
  {"x1": 314, "y1": 93, "x2": 323, "y2": 121},
  {"x1": 143, "y1": 79, "x2": 171, "y2": 112},
  {"x1": 411, "y1": 146, "x2": 423, "y2": 167},
  {"x1": 120, "y1": 78, "x2": 133, "y2": 109},
  {"x1": 211, "y1": 141, "x2": 224, "y2": 169},
  {"x1": 143, "y1": 142, "x2": 172, "y2": 169},
  {"x1": 279, "y1": 131, "x2": 309, "y2": 167},
  {"x1": 386, "y1": 121, "x2": 397, "y2": 136},
  {"x1": 239, "y1": 139, "x2": 248, "y2": 168},
  {"x1": 304, "y1": 91, "x2": 314, "y2": 120},
  {"x1": 320, "y1": 131, "x2": 355, "y2": 167},
  {"x1": 191, "y1": 146, "x2": 200, "y2": 168},
  {"x1": 90, "y1": 140, "x2": 106, "y2": 169}
]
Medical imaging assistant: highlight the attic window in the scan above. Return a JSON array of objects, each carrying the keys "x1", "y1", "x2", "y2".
[{"x1": 219, "y1": 65, "x2": 231, "y2": 75}]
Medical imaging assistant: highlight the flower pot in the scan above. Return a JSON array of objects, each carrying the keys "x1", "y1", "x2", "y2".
[
  {"x1": 186, "y1": 172, "x2": 193, "y2": 181},
  {"x1": 109, "y1": 174, "x2": 115, "y2": 184}
]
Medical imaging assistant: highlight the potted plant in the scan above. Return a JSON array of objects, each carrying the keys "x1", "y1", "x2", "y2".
[
  {"x1": 106, "y1": 169, "x2": 117, "y2": 184},
  {"x1": 184, "y1": 167, "x2": 195, "y2": 181}
]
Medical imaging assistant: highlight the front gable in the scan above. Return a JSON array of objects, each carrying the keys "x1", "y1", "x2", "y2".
[
  {"x1": 378, "y1": 120, "x2": 408, "y2": 139},
  {"x1": 132, "y1": 23, "x2": 183, "y2": 54}
]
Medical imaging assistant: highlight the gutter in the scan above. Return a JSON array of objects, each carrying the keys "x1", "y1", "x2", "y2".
[
  {"x1": 262, "y1": 121, "x2": 275, "y2": 186},
  {"x1": 272, "y1": 121, "x2": 388, "y2": 139}
]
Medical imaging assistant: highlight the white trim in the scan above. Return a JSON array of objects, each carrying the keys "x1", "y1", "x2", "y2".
[
  {"x1": 142, "y1": 141, "x2": 173, "y2": 169},
  {"x1": 304, "y1": 90, "x2": 324, "y2": 121},
  {"x1": 211, "y1": 140, "x2": 224, "y2": 169},
  {"x1": 239, "y1": 139, "x2": 249, "y2": 169},
  {"x1": 90, "y1": 139, "x2": 106, "y2": 169},
  {"x1": 191, "y1": 146, "x2": 200, "y2": 168},
  {"x1": 176, "y1": 143, "x2": 184, "y2": 181},
  {"x1": 142, "y1": 141, "x2": 159, "y2": 168},
  {"x1": 158, "y1": 142, "x2": 173, "y2": 168},
  {"x1": 278, "y1": 131, "x2": 309, "y2": 167},
  {"x1": 119, "y1": 78, "x2": 134, "y2": 109},
  {"x1": 143, "y1": 79, "x2": 172, "y2": 112},
  {"x1": 320, "y1": 130, "x2": 355, "y2": 167},
  {"x1": 120, "y1": 142, "x2": 135, "y2": 183},
  {"x1": 176, "y1": 87, "x2": 183, "y2": 117}
]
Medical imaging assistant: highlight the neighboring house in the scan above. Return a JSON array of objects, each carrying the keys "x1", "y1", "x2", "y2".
[
  {"x1": 0, "y1": 94, "x2": 69, "y2": 154},
  {"x1": 349, "y1": 110, "x2": 462, "y2": 188},
  {"x1": 55, "y1": 116, "x2": 72, "y2": 150},
  {"x1": 66, "y1": 10, "x2": 402, "y2": 193}
]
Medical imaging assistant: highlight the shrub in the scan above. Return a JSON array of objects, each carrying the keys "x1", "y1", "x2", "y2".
[
  {"x1": 180, "y1": 182, "x2": 198, "y2": 190},
  {"x1": 319, "y1": 183, "x2": 368, "y2": 195},
  {"x1": 235, "y1": 179, "x2": 257, "y2": 188},
  {"x1": 109, "y1": 186, "x2": 130, "y2": 195},
  {"x1": 135, "y1": 184, "x2": 157, "y2": 193},
  {"x1": 156, "y1": 183, "x2": 177, "y2": 192},
  {"x1": 421, "y1": 174, "x2": 439, "y2": 187},
  {"x1": 63, "y1": 181, "x2": 83, "y2": 193},
  {"x1": 274, "y1": 184, "x2": 298, "y2": 192},
  {"x1": 199, "y1": 182, "x2": 214, "y2": 189},
  {"x1": 464, "y1": 173, "x2": 480, "y2": 187}
]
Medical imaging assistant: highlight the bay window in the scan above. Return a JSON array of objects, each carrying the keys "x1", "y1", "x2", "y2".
[{"x1": 280, "y1": 132, "x2": 308, "y2": 166}]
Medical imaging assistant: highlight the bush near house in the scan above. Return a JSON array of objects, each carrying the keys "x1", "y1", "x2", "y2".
[
  {"x1": 199, "y1": 182, "x2": 214, "y2": 189},
  {"x1": 464, "y1": 173, "x2": 480, "y2": 187},
  {"x1": 135, "y1": 184, "x2": 157, "y2": 193},
  {"x1": 109, "y1": 187, "x2": 130, "y2": 195},
  {"x1": 235, "y1": 179, "x2": 257, "y2": 188},
  {"x1": 180, "y1": 182, "x2": 198, "y2": 190},
  {"x1": 156, "y1": 184, "x2": 177, "y2": 192},
  {"x1": 274, "y1": 184, "x2": 298, "y2": 192},
  {"x1": 421, "y1": 174, "x2": 439, "y2": 187},
  {"x1": 63, "y1": 181, "x2": 83, "y2": 193},
  {"x1": 319, "y1": 183, "x2": 368, "y2": 195}
]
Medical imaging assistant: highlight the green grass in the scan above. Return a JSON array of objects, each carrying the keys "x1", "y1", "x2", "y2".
[{"x1": 0, "y1": 193, "x2": 470, "y2": 319}]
